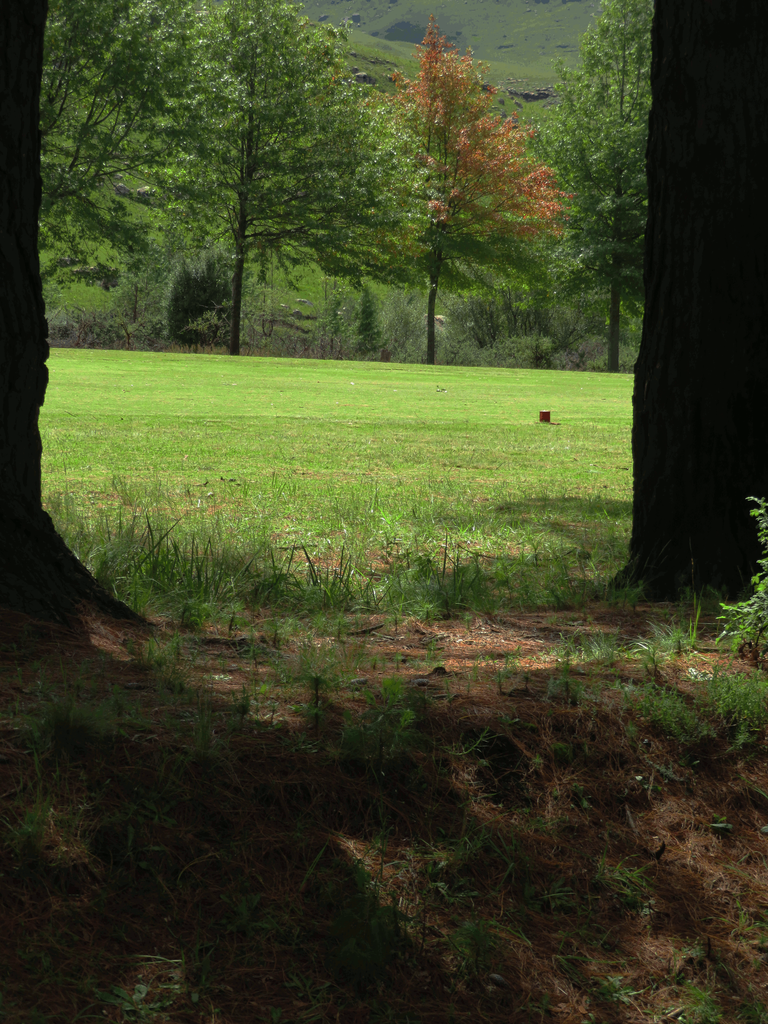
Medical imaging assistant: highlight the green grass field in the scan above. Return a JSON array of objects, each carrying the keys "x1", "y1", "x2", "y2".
[{"x1": 41, "y1": 350, "x2": 634, "y2": 621}]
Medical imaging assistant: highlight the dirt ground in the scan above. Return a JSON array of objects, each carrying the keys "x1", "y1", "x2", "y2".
[{"x1": 1, "y1": 603, "x2": 767, "y2": 1023}]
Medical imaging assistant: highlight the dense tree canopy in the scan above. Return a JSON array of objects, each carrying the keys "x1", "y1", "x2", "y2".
[
  {"x1": 533, "y1": 0, "x2": 652, "y2": 372},
  {"x1": 392, "y1": 18, "x2": 563, "y2": 365},
  {"x1": 166, "y1": 0, "x2": 398, "y2": 355},
  {"x1": 40, "y1": 0, "x2": 194, "y2": 278}
]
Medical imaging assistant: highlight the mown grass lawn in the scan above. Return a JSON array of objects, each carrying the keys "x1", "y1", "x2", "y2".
[
  {"x1": 42, "y1": 351, "x2": 632, "y2": 487},
  {"x1": 42, "y1": 352, "x2": 632, "y2": 558}
]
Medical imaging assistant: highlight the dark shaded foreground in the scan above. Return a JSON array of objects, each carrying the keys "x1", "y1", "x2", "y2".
[{"x1": 2, "y1": 604, "x2": 768, "y2": 1022}]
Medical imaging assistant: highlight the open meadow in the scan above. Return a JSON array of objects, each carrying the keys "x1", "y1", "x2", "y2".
[
  {"x1": 4, "y1": 352, "x2": 768, "y2": 1023},
  {"x1": 41, "y1": 350, "x2": 634, "y2": 622}
]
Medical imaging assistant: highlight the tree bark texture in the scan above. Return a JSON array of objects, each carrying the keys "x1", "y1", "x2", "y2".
[
  {"x1": 229, "y1": 250, "x2": 244, "y2": 357},
  {"x1": 627, "y1": 0, "x2": 768, "y2": 598},
  {"x1": 426, "y1": 275, "x2": 438, "y2": 366},
  {"x1": 229, "y1": 202, "x2": 247, "y2": 357},
  {"x1": 607, "y1": 278, "x2": 621, "y2": 373},
  {"x1": 0, "y1": 1, "x2": 138, "y2": 622}
]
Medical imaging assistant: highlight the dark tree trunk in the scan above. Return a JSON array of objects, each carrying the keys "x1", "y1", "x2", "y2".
[
  {"x1": 607, "y1": 277, "x2": 620, "y2": 373},
  {"x1": 229, "y1": 251, "x2": 244, "y2": 357},
  {"x1": 625, "y1": 0, "x2": 768, "y2": 598},
  {"x1": 426, "y1": 273, "x2": 438, "y2": 366},
  {"x1": 229, "y1": 203, "x2": 247, "y2": 357},
  {"x1": 0, "y1": 0, "x2": 138, "y2": 622}
]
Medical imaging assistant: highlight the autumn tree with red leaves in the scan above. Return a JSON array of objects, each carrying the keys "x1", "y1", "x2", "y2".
[{"x1": 393, "y1": 18, "x2": 563, "y2": 365}]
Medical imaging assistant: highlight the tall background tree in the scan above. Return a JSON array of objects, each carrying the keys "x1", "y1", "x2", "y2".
[
  {"x1": 1, "y1": 0, "x2": 134, "y2": 620},
  {"x1": 393, "y1": 18, "x2": 563, "y2": 366},
  {"x1": 40, "y1": 0, "x2": 194, "y2": 279},
  {"x1": 168, "y1": 0, "x2": 396, "y2": 356},
  {"x1": 626, "y1": 0, "x2": 768, "y2": 596},
  {"x1": 533, "y1": 0, "x2": 652, "y2": 372}
]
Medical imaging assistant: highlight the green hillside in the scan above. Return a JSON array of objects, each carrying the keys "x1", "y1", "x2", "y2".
[{"x1": 304, "y1": 0, "x2": 598, "y2": 83}]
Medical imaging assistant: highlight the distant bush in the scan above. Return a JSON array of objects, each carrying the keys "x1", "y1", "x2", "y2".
[
  {"x1": 355, "y1": 286, "x2": 381, "y2": 355},
  {"x1": 46, "y1": 302, "x2": 167, "y2": 351},
  {"x1": 379, "y1": 289, "x2": 426, "y2": 362},
  {"x1": 363, "y1": 286, "x2": 640, "y2": 369},
  {"x1": 45, "y1": 266, "x2": 641, "y2": 369},
  {"x1": 552, "y1": 337, "x2": 639, "y2": 374},
  {"x1": 438, "y1": 288, "x2": 639, "y2": 371},
  {"x1": 442, "y1": 333, "x2": 557, "y2": 370},
  {"x1": 166, "y1": 250, "x2": 230, "y2": 348},
  {"x1": 45, "y1": 243, "x2": 179, "y2": 351},
  {"x1": 312, "y1": 290, "x2": 354, "y2": 358}
]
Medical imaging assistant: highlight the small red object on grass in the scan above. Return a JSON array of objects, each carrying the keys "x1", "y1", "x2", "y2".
[{"x1": 539, "y1": 410, "x2": 551, "y2": 423}]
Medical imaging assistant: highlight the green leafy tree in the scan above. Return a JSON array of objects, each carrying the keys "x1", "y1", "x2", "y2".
[
  {"x1": 356, "y1": 286, "x2": 381, "y2": 356},
  {"x1": 533, "y1": 0, "x2": 652, "y2": 372},
  {"x1": 392, "y1": 18, "x2": 563, "y2": 366},
  {"x1": 168, "y1": 0, "x2": 395, "y2": 356},
  {"x1": 40, "y1": 0, "x2": 195, "y2": 278}
]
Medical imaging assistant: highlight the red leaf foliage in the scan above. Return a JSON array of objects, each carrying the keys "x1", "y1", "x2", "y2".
[{"x1": 393, "y1": 17, "x2": 563, "y2": 250}]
